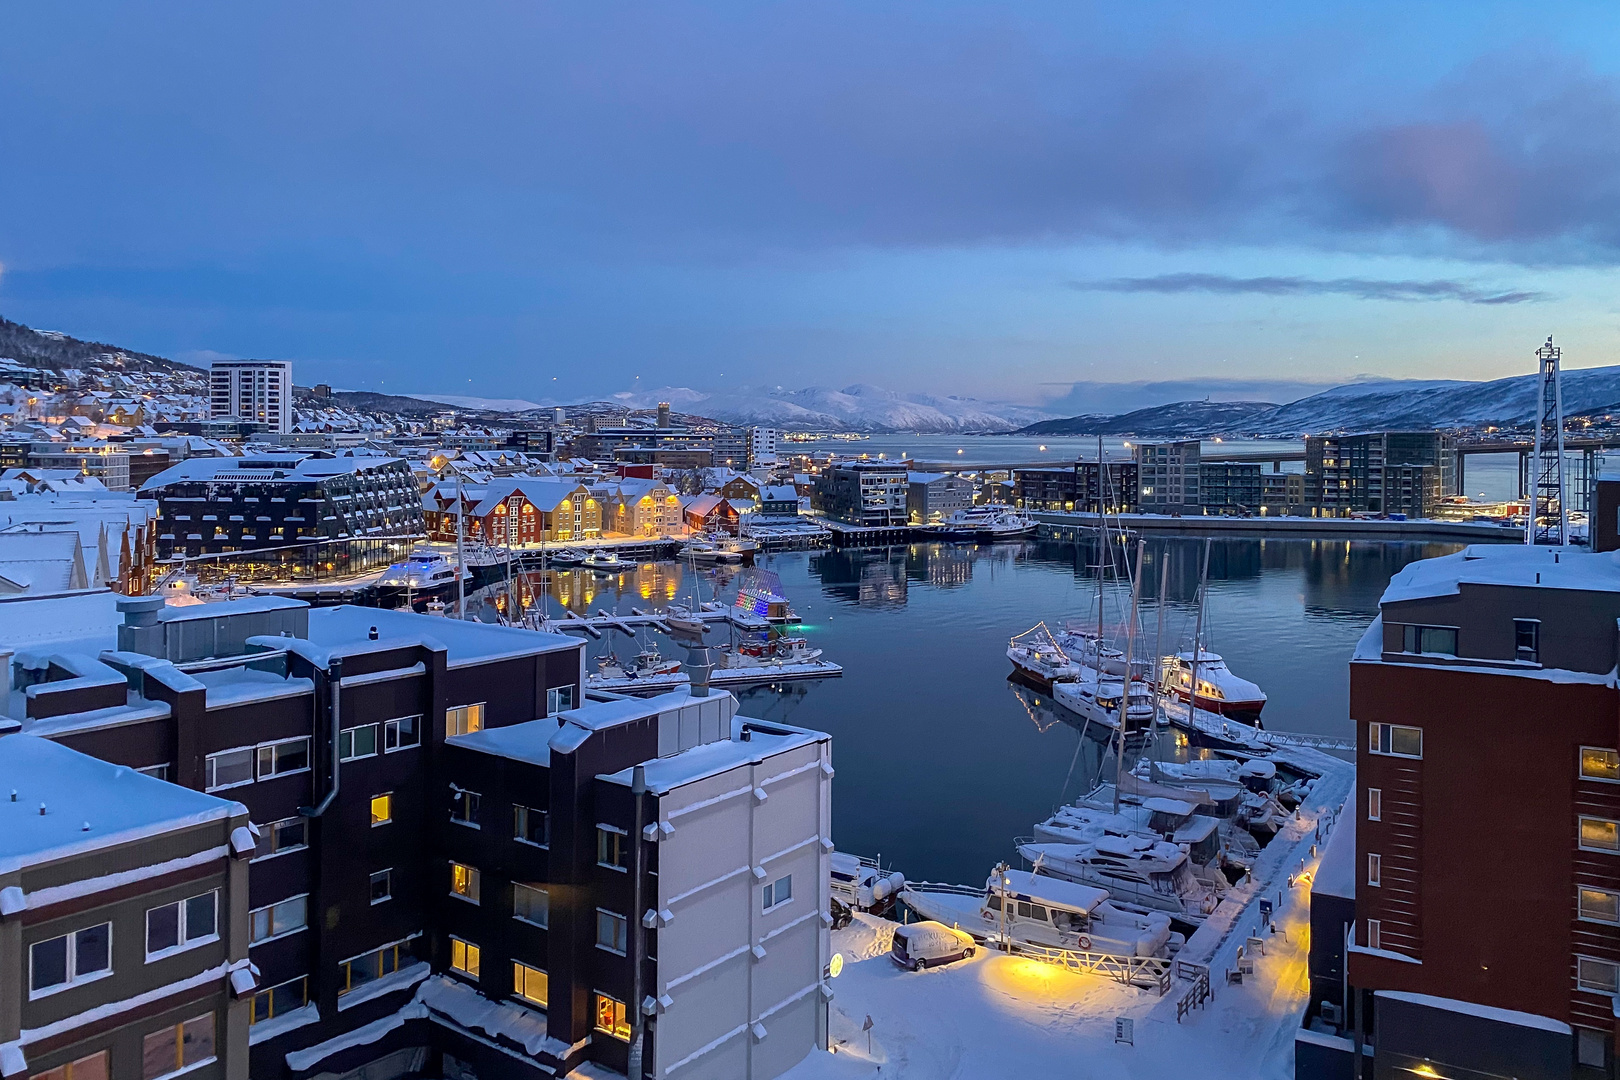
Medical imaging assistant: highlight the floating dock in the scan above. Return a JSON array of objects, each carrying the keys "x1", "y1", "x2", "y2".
[{"x1": 588, "y1": 660, "x2": 843, "y2": 695}]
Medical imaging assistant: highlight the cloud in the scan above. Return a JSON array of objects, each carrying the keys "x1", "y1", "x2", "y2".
[
  {"x1": 1069, "y1": 273, "x2": 1548, "y2": 305},
  {"x1": 1039, "y1": 378, "x2": 1339, "y2": 416}
]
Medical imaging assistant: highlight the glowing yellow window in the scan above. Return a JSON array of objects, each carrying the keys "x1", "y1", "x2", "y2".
[
  {"x1": 446, "y1": 703, "x2": 484, "y2": 737},
  {"x1": 370, "y1": 793, "x2": 392, "y2": 826},
  {"x1": 450, "y1": 937, "x2": 480, "y2": 979},
  {"x1": 450, "y1": 862, "x2": 481, "y2": 903},
  {"x1": 1582, "y1": 747, "x2": 1620, "y2": 782},
  {"x1": 1581, "y1": 817, "x2": 1620, "y2": 852},
  {"x1": 594, "y1": 993, "x2": 630, "y2": 1041},
  {"x1": 513, "y1": 962, "x2": 548, "y2": 1007}
]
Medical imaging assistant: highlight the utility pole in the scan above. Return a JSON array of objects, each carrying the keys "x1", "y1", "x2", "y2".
[{"x1": 1528, "y1": 335, "x2": 1567, "y2": 546}]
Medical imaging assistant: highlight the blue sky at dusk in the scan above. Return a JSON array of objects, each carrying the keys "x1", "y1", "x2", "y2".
[{"x1": 3, "y1": 2, "x2": 1619, "y2": 411}]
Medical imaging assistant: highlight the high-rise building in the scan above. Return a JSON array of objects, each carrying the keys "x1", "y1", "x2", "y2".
[
  {"x1": 812, "y1": 461, "x2": 908, "y2": 526},
  {"x1": 748, "y1": 427, "x2": 779, "y2": 469},
  {"x1": 1133, "y1": 441, "x2": 1200, "y2": 512},
  {"x1": 209, "y1": 360, "x2": 294, "y2": 434},
  {"x1": 1305, "y1": 432, "x2": 1456, "y2": 518}
]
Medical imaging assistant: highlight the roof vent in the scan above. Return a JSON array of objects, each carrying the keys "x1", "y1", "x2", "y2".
[
  {"x1": 369, "y1": 626, "x2": 379, "y2": 641},
  {"x1": 38, "y1": 803, "x2": 46, "y2": 816}
]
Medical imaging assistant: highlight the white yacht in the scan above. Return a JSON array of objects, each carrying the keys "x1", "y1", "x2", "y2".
[
  {"x1": 1160, "y1": 650, "x2": 1267, "y2": 722},
  {"x1": 1017, "y1": 837, "x2": 1220, "y2": 924},
  {"x1": 1007, "y1": 623, "x2": 1084, "y2": 691},
  {"x1": 1035, "y1": 798, "x2": 1230, "y2": 893},
  {"x1": 1051, "y1": 667, "x2": 1157, "y2": 734},
  {"x1": 375, "y1": 549, "x2": 466, "y2": 603},
  {"x1": 936, "y1": 504, "x2": 1037, "y2": 541},
  {"x1": 582, "y1": 549, "x2": 625, "y2": 571}
]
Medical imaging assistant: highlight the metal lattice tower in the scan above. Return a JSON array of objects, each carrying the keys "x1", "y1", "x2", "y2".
[{"x1": 1528, "y1": 335, "x2": 1567, "y2": 546}]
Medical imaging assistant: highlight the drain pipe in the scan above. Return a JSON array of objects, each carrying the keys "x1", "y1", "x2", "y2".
[
  {"x1": 301, "y1": 657, "x2": 343, "y2": 818},
  {"x1": 627, "y1": 764, "x2": 649, "y2": 1079}
]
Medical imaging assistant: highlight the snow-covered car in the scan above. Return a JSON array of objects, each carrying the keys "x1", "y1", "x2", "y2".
[{"x1": 890, "y1": 921, "x2": 976, "y2": 971}]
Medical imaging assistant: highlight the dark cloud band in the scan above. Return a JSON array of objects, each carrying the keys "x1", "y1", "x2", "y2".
[{"x1": 1070, "y1": 273, "x2": 1547, "y2": 305}]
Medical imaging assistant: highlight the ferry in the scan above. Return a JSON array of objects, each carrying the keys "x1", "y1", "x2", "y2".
[
  {"x1": 375, "y1": 549, "x2": 468, "y2": 605},
  {"x1": 1160, "y1": 650, "x2": 1267, "y2": 722},
  {"x1": 934, "y1": 504, "x2": 1037, "y2": 541}
]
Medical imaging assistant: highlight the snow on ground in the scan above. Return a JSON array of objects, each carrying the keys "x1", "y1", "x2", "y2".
[{"x1": 788, "y1": 755, "x2": 1352, "y2": 1080}]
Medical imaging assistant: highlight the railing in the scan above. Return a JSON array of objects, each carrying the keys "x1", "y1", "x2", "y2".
[
  {"x1": 1174, "y1": 959, "x2": 1211, "y2": 1021},
  {"x1": 1009, "y1": 941, "x2": 1174, "y2": 994},
  {"x1": 1253, "y1": 729, "x2": 1357, "y2": 753}
]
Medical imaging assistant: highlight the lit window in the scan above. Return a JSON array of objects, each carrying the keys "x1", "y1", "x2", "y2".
[
  {"x1": 451, "y1": 789, "x2": 481, "y2": 827},
  {"x1": 1366, "y1": 788, "x2": 1382, "y2": 822},
  {"x1": 341, "y1": 942, "x2": 404, "y2": 994},
  {"x1": 1580, "y1": 888, "x2": 1620, "y2": 925},
  {"x1": 450, "y1": 862, "x2": 481, "y2": 904},
  {"x1": 446, "y1": 703, "x2": 484, "y2": 737},
  {"x1": 140, "y1": 1013, "x2": 214, "y2": 1080},
  {"x1": 1579, "y1": 956, "x2": 1620, "y2": 994},
  {"x1": 513, "y1": 883, "x2": 549, "y2": 928},
  {"x1": 146, "y1": 891, "x2": 219, "y2": 958},
  {"x1": 256, "y1": 737, "x2": 310, "y2": 779},
  {"x1": 204, "y1": 747, "x2": 254, "y2": 791},
  {"x1": 594, "y1": 992, "x2": 631, "y2": 1041},
  {"x1": 30, "y1": 923, "x2": 112, "y2": 997},
  {"x1": 250, "y1": 895, "x2": 308, "y2": 943},
  {"x1": 370, "y1": 793, "x2": 393, "y2": 826},
  {"x1": 597, "y1": 826, "x2": 627, "y2": 870},
  {"x1": 762, "y1": 874, "x2": 793, "y2": 912},
  {"x1": 253, "y1": 817, "x2": 307, "y2": 860},
  {"x1": 338, "y1": 724, "x2": 379, "y2": 762},
  {"x1": 1366, "y1": 854, "x2": 1381, "y2": 888},
  {"x1": 514, "y1": 805, "x2": 549, "y2": 847},
  {"x1": 250, "y1": 976, "x2": 308, "y2": 1025},
  {"x1": 596, "y1": 909, "x2": 628, "y2": 955},
  {"x1": 513, "y1": 962, "x2": 549, "y2": 1007},
  {"x1": 1581, "y1": 747, "x2": 1620, "y2": 783},
  {"x1": 450, "y1": 937, "x2": 481, "y2": 979},
  {"x1": 384, "y1": 715, "x2": 421, "y2": 751},
  {"x1": 27, "y1": 1050, "x2": 107, "y2": 1080},
  {"x1": 370, "y1": 869, "x2": 393, "y2": 905},
  {"x1": 1582, "y1": 817, "x2": 1620, "y2": 853},
  {"x1": 1368, "y1": 723, "x2": 1422, "y2": 759}
]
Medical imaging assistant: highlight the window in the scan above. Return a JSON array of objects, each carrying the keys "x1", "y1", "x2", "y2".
[
  {"x1": 204, "y1": 747, "x2": 254, "y2": 791},
  {"x1": 338, "y1": 723, "x2": 379, "y2": 762},
  {"x1": 370, "y1": 793, "x2": 393, "y2": 826},
  {"x1": 1581, "y1": 747, "x2": 1620, "y2": 783},
  {"x1": 450, "y1": 937, "x2": 481, "y2": 979},
  {"x1": 1367, "y1": 788, "x2": 1382, "y2": 821},
  {"x1": 594, "y1": 993, "x2": 631, "y2": 1041},
  {"x1": 1580, "y1": 888, "x2": 1620, "y2": 925},
  {"x1": 1366, "y1": 854, "x2": 1381, "y2": 888},
  {"x1": 546, "y1": 686, "x2": 574, "y2": 716},
  {"x1": 762, "y1": 874, "x2": 793, "y2": 912},
  {"x1": 256, "y1": 737, "x2": 310, "y2": 779},
  {"x1": 514, "y1": 805, "x2": 549, "y2": 847},
  {"x1": 28, "y1": 1050, "x2": 108, "y2": 1080},
  {"x1": 513, "y1": 883, "x2": 549, "y2": 928},
  {"x1": 146, "y1": 891, "x2": 218, "y2": 958},
  {"x1": 446, "y1": 703, "x2": 484, "y2": 737},
  {"x1": 250, "y1": 976, "x2": 308, "y2": 1025},
  {"x1": 1579, "y1": 1027, "x2": 1609, "y2": 1069},
  {"x1": 1400, "y1": 624, "x2": 1458, "y2": 656},
  {"x1": 254, "y1": 817, "x2": 307, "y2": 860},
  {"x1": 1582, "y1": 817, "x2": 1620, "y2": 853},
  {"x1": 1365, "y1": 919, "x2": 1381, "y2": 951},
  {"x1": 383, "y1": 714, "x2": 421, "y2": 752},
  {"x1": 141, "y1": 1013, "x2": 214, "y2": 1080},
  {"x1": 450, "y1": 862, "x2": 481, "y2": 904},
  {"x1": 341, "y1": 942, "x2": 405, "y2": 994},
  {"x1": 136, "y1": 763, "x2": 170, "y2": 781},
  {"x1": 1369, "y1": 723, "x2": 1422, "y2": 759},
  {"x1": 596, "y1": 909, "x2": 628, "y2": 955},
  {"x1": 514, "y1": 962, "x2": 549, "y2": 1007},
  {"x1": 30, "y1": 923, "x2": 111, "y2": 997},
  {"x1": 250, "y1": 895, "x2": 308, "y2": 943},
  {"x1": 451, "y1": 789, "x2": 481, "y2": 827},
  {"x1": 370, "y1": 869, "x2": 393, "y2": 905},
  {"x1": 1579, "y1": 956, "x2": 1620, "y2": 994},
  {"x1": 1515, "y1": 619, "x2": 1540, "y2": 664},
  {"x1": 597, "y1": 826, "x2": 627, "y2": 870}
]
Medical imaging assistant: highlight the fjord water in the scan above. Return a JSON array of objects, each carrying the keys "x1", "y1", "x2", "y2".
[{"x1": 551, "y1": 534, "x2": 1477, "y2": 885}]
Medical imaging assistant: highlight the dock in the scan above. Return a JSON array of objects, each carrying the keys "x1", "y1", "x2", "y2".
[
  {"x1": 587, "y1": 660, "x2": 843, "y2": 695},
  {"x1": 1035, "y1": 511, "x2": 1522, "y2": 541}
]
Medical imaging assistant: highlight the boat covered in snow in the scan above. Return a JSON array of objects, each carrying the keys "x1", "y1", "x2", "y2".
[{"x1": 1016, "y1": 837, "x2": 1219, "y2": 925}]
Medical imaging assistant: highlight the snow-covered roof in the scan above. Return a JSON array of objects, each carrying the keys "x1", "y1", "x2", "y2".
[
  {"x1": 447, "y1": 720, "x2": 553, "y2": 768},
  {"x1": 1374, "y1": 990, "x2": 1570, "y2": 1035},
  {"x1": 1312, "y1": 807, "x2": 1356, "y2": 901},
  {"x1": 1001, "y1": 869, "x2": 1110, "y2": 914},
  {"x1": 0, "y1": 590, "x2": 120, "y2": 653},
  {"x1": 306, "y1": 605, "x2": 579, "y2": 667},
  {"x1": 1381, "y1": 544, "x2": 1620, "y2": 605},
  {"x1": 598, "y1": 717, "x2": 824, "y2": 794},
  {"x1": 140, "y1": 453, "x2": 405, "y2": 491},
  {"x1": 0, "y1": 531, "x2": 84, "y2": 592},
  {"x1": 0, "y1": 734, "x2": 241, "y2": 873}
]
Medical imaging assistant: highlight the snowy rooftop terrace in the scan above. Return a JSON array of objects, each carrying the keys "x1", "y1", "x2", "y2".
[
  {"x1": 1382, "y1": 543, "x2": 1620, "y2": 605},
  {"x1": 306, "y1": 605, "x2": 578, "y2": 668},
  {"x1": 0, "y1": 734, "x2": 241, "y2": 873}
]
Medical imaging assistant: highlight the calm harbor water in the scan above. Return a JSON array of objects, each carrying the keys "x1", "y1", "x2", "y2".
[{"x1": 476, "y1": 533, "x2": 1488, "y2": 885}]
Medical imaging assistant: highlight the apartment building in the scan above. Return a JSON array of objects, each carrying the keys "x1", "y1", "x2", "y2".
[
  {"x1": 0, "y1": 734, "x2": 254, "y2": 1080},
  {"x1": 1132, "y1": 441, "x2": 1199, "y2": 513},
  {"x1": 1260, "y1": 472, "x2": 1306, "y2": 515},
  {"x1": 1011, "y1": 462, "x2": 1139, "y2": 514},
  {"x1": 1324, "y1": 543, "x2": 1620, "y2": 1079},
  {"x1": 811, "y1": 463, "x2": 907, "y2": 527},
  {"x1": 1305, "y1": 432, "x2": 1456, "y2": 518},
  {"x1": 142, "y1": 454, "x2": 423, "y2": 558},
  {"x1": 906, "y1": 473, "x2": 973, "y2": 524},
  {"x1": 25, "y1": 444, "x2": 131, "y2": 492},
  {"x1": 209, "y1": 361, "x2": 293, "y2": 436},
  {"x1": 1198, "y1": 462, "x2": 1262, "y2": 514},
  {"x1": 1, "y1": 592, "x2": 831, "y2": 1080}
]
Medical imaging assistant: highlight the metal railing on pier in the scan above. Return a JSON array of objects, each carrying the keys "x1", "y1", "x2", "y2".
[{"x1": 1009, "y1": 942, "x2": 1174, "y2": 994}]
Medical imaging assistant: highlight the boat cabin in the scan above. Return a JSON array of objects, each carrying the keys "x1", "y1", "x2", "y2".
[{"x1": 982, "y1": 869, "x2": 1108, "y2": 937}]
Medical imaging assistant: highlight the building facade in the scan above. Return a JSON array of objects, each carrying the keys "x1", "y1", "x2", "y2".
[
  {"x1": 143, "y1": 455, "x2": 423, "y2": 558},
  {"x1": 26, "y1": 443, "x2": 132, "y2": 492},
  {"x1": 1305, "y1": 432, "x2": 1457, "y2": 518},
  {"x1": 209, "y1": 361, "x2": 293, "y2": 436},
  {"x1": 1198, "y1": 462, "x2": 1262, "y2": 514},
  {"x1": 1133, "y1": 441, "x2": 1200, "y2": 513},
  {"x1": 1011, "y1": 463, "x2": 1139, "y2": 514},
  {"x1": 811, "y1": 463, "x2": 907, "y2": 527},
  {"x1": 906, "y1": 474, "x2": 974, "y2": 524}
]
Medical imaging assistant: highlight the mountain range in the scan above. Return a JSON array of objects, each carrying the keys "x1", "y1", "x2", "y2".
[{"x1": 605, "y1": 384, "x2": 1055, "y2": 434}]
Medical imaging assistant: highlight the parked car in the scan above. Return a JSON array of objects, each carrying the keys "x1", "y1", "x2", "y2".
[{"x1": 890, "y1": 920, "x2": 976, "y2": 971}]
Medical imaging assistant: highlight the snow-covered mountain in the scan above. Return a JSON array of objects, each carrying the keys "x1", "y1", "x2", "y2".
[{"x1": 610, "y1": 384, "x2": 1056, "y2": 433}]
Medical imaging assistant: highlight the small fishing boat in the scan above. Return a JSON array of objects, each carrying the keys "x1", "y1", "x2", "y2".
[
  {"x1": 582, "y1": 549, "x2": 625, "y2": 571},
  {"x1": 663, "y1": 603, "x2": 706, "y2": 634},
  {"x1": 587, "y1": 644, "x2": 690, "y2": 693},
  {"x1": 548, "y1": 548, "x2": 586, "y2": 566},
  {"x1": 678, "y1": 538, "x2": 720, "y2": 562},
  {"x1": 830, "y1": 852, "x2": 906, "y2": 919}
]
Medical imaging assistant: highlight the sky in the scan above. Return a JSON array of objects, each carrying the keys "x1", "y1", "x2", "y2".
[{"x1": 3, "y1": 1, "x2": 1620, "y2": 414}]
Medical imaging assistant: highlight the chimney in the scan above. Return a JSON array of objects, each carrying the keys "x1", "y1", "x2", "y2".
[
  {"x1": 657, "y1": 402, "x2": 672, "y2": 429},
  {"x1": 685, "y1": 645, "x2": 714, "y2": 697}
]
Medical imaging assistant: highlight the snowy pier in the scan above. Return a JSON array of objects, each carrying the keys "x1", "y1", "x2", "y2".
[{"x1": 588, "y1": 660, "x2": 844, "y2": 696}]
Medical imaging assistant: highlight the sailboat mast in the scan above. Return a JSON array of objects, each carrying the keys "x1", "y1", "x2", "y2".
[
  {"x1": 1151, "y1": 548, "x2": 1169, "y2": 732},
  {"x1": 1095, "y1": 435, "x2": 1105, "y2": 660},
  {"x1": 1187, "y1": 538, "x2": 1211, "y2": 718},
  {"x1": 1113, "y1": 536, "x2": 1145, "y2": 815},
  {"x1": 455, "y1": 467, "x2": 466, "y2": 619}
]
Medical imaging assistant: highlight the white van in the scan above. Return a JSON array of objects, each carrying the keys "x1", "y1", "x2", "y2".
[{"x1": 890, "y1": 920, "x2": 976, "y2": 971}]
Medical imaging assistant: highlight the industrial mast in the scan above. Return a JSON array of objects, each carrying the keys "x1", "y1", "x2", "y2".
[{"x1": 1527, "y1": 335, "x2": 1567, "y2": 547}]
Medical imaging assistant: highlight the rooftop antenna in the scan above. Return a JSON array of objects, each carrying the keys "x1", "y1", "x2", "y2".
[{"x1": 1528, "y1": 336, "x2": 1567, "y2": 547}]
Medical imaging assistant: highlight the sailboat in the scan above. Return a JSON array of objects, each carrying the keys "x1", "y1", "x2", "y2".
[{"x1": 665, "y1": 547, "x2": 708, "y2": 634}]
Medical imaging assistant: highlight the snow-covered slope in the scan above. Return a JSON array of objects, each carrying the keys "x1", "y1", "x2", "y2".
[{"x1": 612, "y1": 384, "x2": 1055, "y2": 433}]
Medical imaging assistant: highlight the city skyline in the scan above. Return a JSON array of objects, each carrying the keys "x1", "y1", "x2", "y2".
[{"x1": 2, "y1": 2, "x2": 1619, "y2": 409}]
